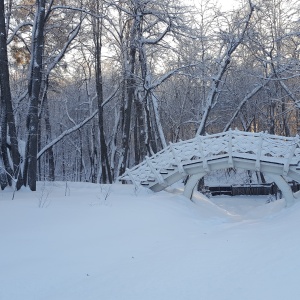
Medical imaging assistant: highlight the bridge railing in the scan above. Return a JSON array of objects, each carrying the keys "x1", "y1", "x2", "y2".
[{"x1": 119, "y1": 130, "x2": 300, "y2": 187}]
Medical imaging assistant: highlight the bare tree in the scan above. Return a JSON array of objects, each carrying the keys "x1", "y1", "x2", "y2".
[{"x1": 196, "y1": 0, "x2": 254, "y2": 135}]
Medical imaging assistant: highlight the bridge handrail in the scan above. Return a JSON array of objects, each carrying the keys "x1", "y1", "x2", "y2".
[{"x1": 119, "y1": 130, "x2": 300, "y2": 186}]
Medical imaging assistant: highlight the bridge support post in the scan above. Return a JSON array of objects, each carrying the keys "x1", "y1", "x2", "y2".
[
  {"x1": 267, "y1": 174, "x2": 295, "y2": 207},
  {"x1": 183, "y1": 172, "x2": 207, "y2": 200}
]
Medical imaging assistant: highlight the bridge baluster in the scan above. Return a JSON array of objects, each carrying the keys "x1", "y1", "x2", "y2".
[
  {"x1": 197, "y1": 136, "x2": 209, "y2": 171},
  {"x1": 125, "y1": 168, "x2": 140, "y2": 190},
  {"x1": 145, "y1": 157, "x2": 165, "y2": 185},
  {"x1": 255, "y1": 133, "x2": 264, "y2": 171},
  {"x1": 283, "y1": 138, "x2": 299, "y2": 175},
  {"x1": 169, "y1": 143, "x2": 186, "y2": 175},
  {"x1": 228, "y1": 130, "x2": 233, "y2": 167}
]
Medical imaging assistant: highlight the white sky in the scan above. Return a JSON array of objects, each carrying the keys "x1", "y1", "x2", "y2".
[
  {"x1": 217, "y1": 0, "x2": 241, "y2": 11},
  {"x1": 187, "y1": 0, "x2": 244, "y2": 12}
]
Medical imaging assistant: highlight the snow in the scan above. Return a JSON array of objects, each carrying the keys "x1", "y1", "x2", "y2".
[{"x1": 1, "y1": 181, "x2": 300, "y2": 300}]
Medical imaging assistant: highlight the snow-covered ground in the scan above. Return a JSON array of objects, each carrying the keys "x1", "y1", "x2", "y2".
[{"x1": 1, "y1": 181, "x2": 300, "y2": 300}]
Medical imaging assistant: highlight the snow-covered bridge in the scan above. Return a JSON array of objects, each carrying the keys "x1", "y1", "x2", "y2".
[{"x1": 119, "y1": 130, "x2": 300, "y2": 206}]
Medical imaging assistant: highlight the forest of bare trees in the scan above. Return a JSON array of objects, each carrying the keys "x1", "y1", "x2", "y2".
[{"x1": 0, "y1": 0, "x2": 300, "y2": 190}]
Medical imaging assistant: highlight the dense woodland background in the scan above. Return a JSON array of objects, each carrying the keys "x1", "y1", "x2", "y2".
[{"x1": 0, "y1": 0, "x2": 300, "y2": 190}]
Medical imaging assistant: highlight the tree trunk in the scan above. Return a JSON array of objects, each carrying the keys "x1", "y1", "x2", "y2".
[
  {"x1": 119, "y1": 16, "x2": 139, "y2": 176},
  {"x1": 0, "y1": 87, "x2": 9, "y2": 188},
  {"x1": 23, "y1": 0, "x2": 45, "y2": 191},
  {"x1": 43, "y1": 95, "x2": 55, "y2": 181},
  {"x1": 0, "y1": 0, "x2": 23, "y2": 189},
  {"x1": 93, "y1": 1, "x2": 112, "y2": 183}
]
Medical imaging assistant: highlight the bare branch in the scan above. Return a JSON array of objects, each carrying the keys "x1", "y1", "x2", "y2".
[
  {"x1": 223, "y1": 76, "x2": 273, "y2": 132},
  {"x1": 37, "y1": 87, "x2": 119, "y2": 160},
  {"x1": 37, "y1": 109, "x2": 98, "y2": 160},
  {"x1": 7, "y1": 22, "x2": 33, "y2": 45}
]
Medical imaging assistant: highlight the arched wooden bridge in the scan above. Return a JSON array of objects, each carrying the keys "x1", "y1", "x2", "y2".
[{"x1": 119, "y1": 130, "x2": 300, "y2": 206}]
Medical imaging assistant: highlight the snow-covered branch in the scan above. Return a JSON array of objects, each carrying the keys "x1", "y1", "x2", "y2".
[
  {"x1": 49, "y1": 5, "x2": 105, "y2": 19},
  {"x1": 223, "y1": 76, "x2": 273, "y2": 132},
  {"x1": 37, "y1": 87, "x2": 118, "y2": 160},
  {"x1": 141, "y1": 23, "x2": 170, "y2": 45},
  {"x1": 148, "y1": 64, "x2": 199, "y2": 90},
  {"x1": 7, "y1": 22, "x2": 33, "y2": 45},
  {"x1": 37, "y1": 109, "x2": 98, "y2": 160},
  {"x1": 46, "y1": 22, "x2": 81, "y2": 74}
]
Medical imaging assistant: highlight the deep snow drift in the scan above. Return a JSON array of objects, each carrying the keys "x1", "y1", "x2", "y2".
[{"x1": 1, "y1": 181, "x2": 300, "y2": 300}]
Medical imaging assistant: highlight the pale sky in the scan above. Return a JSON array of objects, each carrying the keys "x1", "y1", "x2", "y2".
[
  {"x1": 188, "y1": 0, "x2": 243, "y2": 12},
  {"x1": 218, "y1": 0, "x2": 240, "y2": 11}
]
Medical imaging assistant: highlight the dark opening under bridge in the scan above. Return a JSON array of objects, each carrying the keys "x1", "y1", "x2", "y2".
[{"x1": 119, "y1": 130, "x2": 300, "y2": 207}]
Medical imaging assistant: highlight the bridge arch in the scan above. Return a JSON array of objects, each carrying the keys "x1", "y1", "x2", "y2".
[
  {"x1": 119, "y1": 130, "x2": 300, "y2": 207},
  {"x1": 182, "y1": 168, "x2": 295, "y2": 207}
]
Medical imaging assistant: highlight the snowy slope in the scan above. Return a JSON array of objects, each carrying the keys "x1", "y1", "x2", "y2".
[{"x1": 0, "y1": 182, "x2": 300, "y2": 300}]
